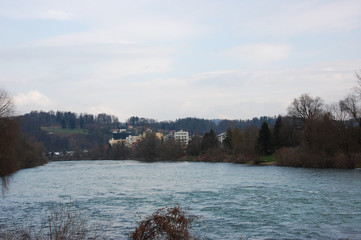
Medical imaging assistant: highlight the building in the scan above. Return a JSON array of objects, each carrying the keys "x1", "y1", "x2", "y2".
[
  {"x1": 126, "y1": 135, "x2": 142, "y2": 148},
  {"x1": 109, "y1": 129, "x2": 131, "y2": 146},
  {"x1": 174, "y1": 130, "x2": 189, "y2": 145},
  {"x1": 142, "y1": 128, "x2": 164, "y2": 140},
  {"x1": 217, "y1": 132, "x2": 227, "y2": 143}
]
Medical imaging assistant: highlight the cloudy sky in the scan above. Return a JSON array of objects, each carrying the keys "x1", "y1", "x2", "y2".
[{"x1": 1, "y1": 0, "x2": 360, "y2": 121}]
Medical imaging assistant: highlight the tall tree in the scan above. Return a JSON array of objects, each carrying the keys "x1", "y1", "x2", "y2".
[
  {"x1": 287, "y1": 94, "x2": 324, "y2": 123},
  {"x1": 273, "y1": 115, "x2": 282, "y2": 149},
  {"x1": 340, "y1": 94, "x2": 361, "y2": 127},
  {"x1": 0, "y1": 89, "x2": 14, "y2": 118},
  {"x1": 0, "y1": 89, "x2": 18, "y2": 192},
  {"x1": 257, "y1": 121, "x2": 272, "y2": 155},
  {"x1": 135, "y1": 133, "x2": 159, "y2": 161},
  {"x1": 186, "y1": 135, "x2": 202, "y2": 156},
  {"x1": 223, "y1": 128, "x2": 233, "y2": 151},
  {"x1": 201, "y1": 129, "x2": 218, "y2": 153}
]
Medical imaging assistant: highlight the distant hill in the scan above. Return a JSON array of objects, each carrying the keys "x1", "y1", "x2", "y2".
[{"x1": 17, "y1": 110, "x2": 277, "y2": 152}]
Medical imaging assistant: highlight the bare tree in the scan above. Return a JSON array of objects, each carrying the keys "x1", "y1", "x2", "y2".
[
  {"x1": 0, "y1": 88, "x2": 16, "y2": 193},
  {"x1": 340, "y1": 94, "x2": 361, "y2": 126},
  {"x1": 355, "y1": 70, "x2": 361, "y2": 99},
  {"x1": 0, "y1": 88, "x2": 14, "y2": 118},
  {"x1": 328, "y1": 102, "x2": 349, "y2": 122},
  {"x1": 287, "y1": 93, "x2": 324, "y2": 122}
]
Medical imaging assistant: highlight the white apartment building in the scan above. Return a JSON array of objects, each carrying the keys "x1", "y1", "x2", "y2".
[
  {"x1": 217, "y1": 132, "x2": 227, "y2": 143},
  {"x1": 174, "y1": 130, "x2": 189, "y2": 145}
]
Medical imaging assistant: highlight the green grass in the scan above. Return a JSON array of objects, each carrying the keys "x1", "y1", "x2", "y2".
[
  {"x1": 179, "y1": 155, "x2": 196, "y2": 162},
  {"x1": 41, "y1": 127, "x2": 89, "y2": 135},
  {"x1": 260, "y1": 155, "x2": 277, "y2": 163}
]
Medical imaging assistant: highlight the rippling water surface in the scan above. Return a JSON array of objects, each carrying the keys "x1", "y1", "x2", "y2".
[{"x1": 1, "y1": 160, "x2": 361, "y2": 239}]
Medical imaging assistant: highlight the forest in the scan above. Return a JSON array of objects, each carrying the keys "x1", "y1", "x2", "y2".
[{"x1": 16, "y1": 109, "x2": 276, "y2": 156}]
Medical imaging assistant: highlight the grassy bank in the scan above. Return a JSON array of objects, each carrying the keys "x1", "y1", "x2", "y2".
[{"x1": 41, "y1": 127, "x2": 89, "y2": 135}]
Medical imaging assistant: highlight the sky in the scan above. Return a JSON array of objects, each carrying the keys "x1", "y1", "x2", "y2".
[{"x1": 1, "y1": 0, "x2": 361, "y2": 121}]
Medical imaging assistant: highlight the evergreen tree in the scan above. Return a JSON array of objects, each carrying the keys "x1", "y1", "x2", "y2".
[
  {"x1": 135, "y1": 133, "x2": 159, "y2": 161},
  {"x1": 187, "y1": 135, "x2": 202, "y2": 156},
  {"x1": 273, "y1": 115, "x2": 282, "y2": 150},
  {"x1": 79, "y1": 115, "x2": 84, "y2": 129},
  {"x1": 61, "y1": 119, "x2": 66, "y2": 129},
  {"x1": 257, "y1": 122, "x2": 272, "y2": 155},
  {"x1": 201, "y1": 129, "x2": 218, "y2": 153},
  {"x1": 223, "y1": 128, "x2": 233, "y2": 151}
]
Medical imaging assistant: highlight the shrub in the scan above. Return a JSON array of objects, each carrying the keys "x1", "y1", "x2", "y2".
[
  {"x1": 131, "y1": 206, "x2": 195, "y2": 240},
  {"x1": 0, "y1": 204, "x2": 108, "y2": 240}
]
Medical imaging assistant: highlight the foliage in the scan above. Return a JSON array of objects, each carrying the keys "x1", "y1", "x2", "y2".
[
  {"x1": 201, "y1": 129, "x2": 218, "y2": 153},
  {"x1": 156, "y1": 139, "x2": 184, "y2": 161},
  {"x1": 0, "y1": 89, "x2": 46, "y2": 193},
  {"x1": 16, "y1": 135, "x2": 47, "y2": 170},
  {"x1": 223, "y1": 128, "x2": 233, "y2": 151},
  {"x1": 41, "y1": 127, "x2": 89, "y2": 135},
  {"x1": 0, "y1": 89, "x2": 18, "y2": 187},
  {"x1": 287, "y1": 93, "x2": 324, "y2": 123},
  {"x1": 131, "y1": 205, "x2": 195, "y2": 240},
  {"x1": 0, "y1": 204, "x2": 108, "y2": 240},
  {"x1": 257, "y1": 122, "x2": 273, "y2": 155},
  {"x1": 132, "y1": 134, "x2": 185, "y2": 161},
  {"x1": 260, "y1": 155, "x2": 276, "y2": 163},
  {"x1": 277, "y1": 79, "x2": 361, "y2": 168},
  {"x1": 5, "y1": 70, "x2": 361, "y2": 169},
  {"x1": 186, "y1": 135, "x2": 202, "y2": 156},
  {"x1": 134, "y1": 133, "x2": 159, "y2": 161},
  {"x1": 108, "y1": 143, "x2": 131, "y2": 160},
  {"x1": 18, "y1": 111, "x2": 118, "y2": 152},
  {"x1": 0, "y1": 118, "x2": 18, "y2": 178}
]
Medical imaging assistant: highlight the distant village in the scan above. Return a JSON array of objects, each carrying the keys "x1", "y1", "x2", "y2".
[
  {"x1": 108, "y1": 125, "x2": 226, "y2": 148},
  {"x1": 47, "y1": 125, "x2": 227, "y2": 159}
]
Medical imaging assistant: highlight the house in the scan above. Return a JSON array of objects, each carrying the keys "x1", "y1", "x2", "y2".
[
  {"x1": 174, "y1": 130, "x2": 189, "y2": 145},
  {"x1": 109, "y1": 129, "x2": 131, "y2": 146},
  {"x1": 217, "y1": 132, "x2": 227, "y2": 143},
  {"x1": 126, "y1": 135, "x2": 142, "y2": 148}
]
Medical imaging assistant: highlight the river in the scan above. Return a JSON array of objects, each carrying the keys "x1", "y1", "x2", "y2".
[{"x1": 1, "y1": 160, "x2": 361, "y2": 239}]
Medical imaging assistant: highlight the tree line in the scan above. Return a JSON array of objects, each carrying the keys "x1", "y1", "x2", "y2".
[
  {"x1": 17, "y1": 110, "x2": 277, "y2": 155},
  {"x1": 0, "y1": 89, "x2": 47, "y2": 191},
  {"x1": 107, "y1": 72, "x2": 361, "y2": 168}
]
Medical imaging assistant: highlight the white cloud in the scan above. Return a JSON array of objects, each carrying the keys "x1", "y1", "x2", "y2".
[
  {"x1": 1, "y1": 0, "x2": 360, "y2": 121},
  {"x1": 238, "y1": 1, "x2": 361, "y2": 35},
  {"x1": 14, "y1": 90, "x2": 53, "y2": 113},
  {"x1": 39, "y1": 9, "x2": 74, "y2": 20},
  {"x1": 0, "y1": 2, "x2": 75, "y2": 20},
  {"x1": 88, "y1": 105, "x2": 127, "y2": 119},
  {"x1": 223, "y1": 44, "x2": 291, "y2": 64},
  {"x1": 131, "y1": 60, "x2": 360, "y2": 120},
  {"x1": 15, "y1": 90, "x2": 52, "y2": 106},
  {"x1": 92, "y1": 57, "x2": 172, "y2": 79},
  {"x1": 289, "y1": 1, "x2": 361, "y2": 32}
]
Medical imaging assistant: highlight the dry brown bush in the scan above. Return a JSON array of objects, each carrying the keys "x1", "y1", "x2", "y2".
[
  {"x1": 131, "y1": 205, "x2": 195, "y2": 240},
  {"x1": 0, "y1": 204, "x2": 108, "y2": 240}
]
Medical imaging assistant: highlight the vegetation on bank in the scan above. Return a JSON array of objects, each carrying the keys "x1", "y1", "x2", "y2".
[
  {"x1": 0, "y1": 89, "x2": 47, "y2": 192},
  {"x1": 48, "y1": 72, "x2": 361, "y2": 169},
  {"x1": 0, "y1": 204, "x2": 195, "y2": 240},
  {"x1": 41, "y1": 126, "x2": 89, "y2": 135}
]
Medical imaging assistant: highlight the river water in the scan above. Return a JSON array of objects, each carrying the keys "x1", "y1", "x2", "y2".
[{"x1": 1, "y1": 160, "x2": 361, "y2": 239}]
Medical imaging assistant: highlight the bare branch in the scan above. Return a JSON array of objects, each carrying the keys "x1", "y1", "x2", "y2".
[
  {"x1": 0, "y1": 89, "x2": 14, "y2": 118},
  {"x1": 340, "y1": 94, "x2": 361, "y2": 125},
  {"x1": 287, "y1": 93, "x2": 324, "y2": 121},
  {"x1": 355, "y1": 70, "x2": 361, "y2": 99}
]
